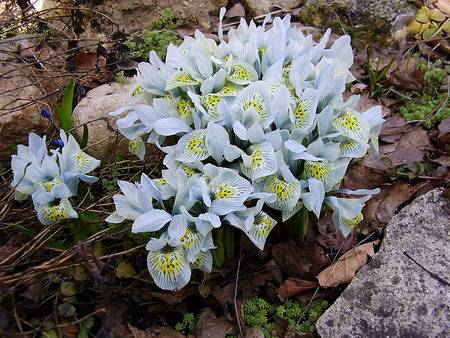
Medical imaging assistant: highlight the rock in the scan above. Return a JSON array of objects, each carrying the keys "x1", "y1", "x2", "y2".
[
  {"x1": 299, "y1": 0, "x2": 417, "y2": 44},
  {"x1": 244, "y1": 0, "x2": 303, "y2": 16},
  {"x1": 72, "y1": 78, "x2": 160, "y2": 163},
  {"x1": 316, "y1": 188, "x2": 450, "y2": 338},
  {"x1": 196, "y1": 308, "x2": 236, "y2": 338},
  {"x1": 0, "y1": 35, "x2": 59, "y2": 163}
]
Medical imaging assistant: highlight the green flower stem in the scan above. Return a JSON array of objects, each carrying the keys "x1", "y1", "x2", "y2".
[
  {"x1": 224, "y1": 225, "x2": 235, "y2": 260},
  {"x1": 212, "y1": 227, "x2": 225, "y2": 268},
  {"x1": 286, "y1": 206, "x2": 309, "y2": 242}
]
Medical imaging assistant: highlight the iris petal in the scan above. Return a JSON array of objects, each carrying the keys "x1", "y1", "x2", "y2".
[{"x1": 147, "y1": 246, "x2": 191, "y2": 291}]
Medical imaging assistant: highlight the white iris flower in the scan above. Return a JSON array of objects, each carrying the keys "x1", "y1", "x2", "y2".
[{"x1": 105, "y1": 6, "x2": 384, "y2": 291}]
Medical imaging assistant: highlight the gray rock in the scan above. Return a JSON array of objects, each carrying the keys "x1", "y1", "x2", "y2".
[
  {"x1": 72, "y1": 79, "x2": 160, "y2": 164},
  {"x1": 316, "y1": 188, "x2": 450, "y2": 338},
  {"x1": 244, "y1": 0, "x2": 304, "y2": 16},
  {"x1": 299, "y1": 0, "x2": 416, "y2": 44}
]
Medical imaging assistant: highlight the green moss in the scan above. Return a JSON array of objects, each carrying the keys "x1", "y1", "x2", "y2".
[
  {"x1": 125, "y1": 8, "x2": 186, "y2": 61},
  {"x1": 174, "y1": 312, "x2": 198, "y2": 335},
  {"x1": 243, "y1": 297, "x2": 329, "y2": 337},
  {"x1": 399, "y1": 62, "x2": 449, "y2": 128}
]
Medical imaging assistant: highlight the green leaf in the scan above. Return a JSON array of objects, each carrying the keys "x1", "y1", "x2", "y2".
[
  {"x1": 57, "y1": 79, "x2": 75, "y2": 132},
  {"x1": 415, "y1": 8, "x2": 430, "y2": 24},
  {"x1": 60, "y1": 281, "x2": 78, "y2": 296},
  {"x1": 115, "y1": 261, "x2": 136, "y2": 278},
  {"x1": 429, "y1": 9, "x2": 445, "y2": 22},
  {"x1": 58, "y1": 303, "x2": 76, "y2": 317},
  {"x1": 80, "y1": 124, "x2": 89, "y2": 149}
]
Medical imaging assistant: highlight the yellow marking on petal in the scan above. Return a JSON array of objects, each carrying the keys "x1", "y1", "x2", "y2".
[
  {"x1": 334, "y1": 111, "x2": 361, "y2": 132},
  {"x1": 38, "y1": 177, "x2": 62, "y2": 192},
  {"x1": 150, "y1": 248, "x2": 184, "y2": 277},
  {"x1": 177, "y1": 99, "x2": 193, "y2": 120},
  {"x1": 191, "y1": 253, "x2": 206, "y2": 270},
  {"x1": 216, "y1": 85, "x2": 240, "y2": 96},
  {"x1": 250, "y1": 146, "x2": 264, "y2": 168},
  {"x1": 132, "y1": 85, "x2": 143, "y2": 97},
  {"x1": 254, "y1": 212, "x2": 274, "y2": 238},
  {"x1": 185, "y1": 132, "x2": 207, "y2": 156},
  {"x1": 129, "y1": 139, "x2": 140, "y2": 152},
  {"x1": 304, "y1": 161, "x2": 331, "y2": 182},
  {"x1": 282, "y1": 64, "x2": 291, "y2": 78},
  {"x1": 179, "y1": 163, "x2": 198, "y2": 178},
  {"x1": 258, "y1": 47, "x2": 266, "y2": 58},
  {"x1": 213, "y1": 184, "x2": 236, "y2": 199},
  {"x1": 41, "y1": 204, "x2": 70, "y2": 222},
  {"x1": 294, "y1": 102, "x2": 308, "y2": 128},
  {"x1": 342, "y1": 212, "x2": 363, "y2": 228},
  {"x1": 154, "y1": 178, "x2": 167, "y2": 188},
  {"x1": 233, "y1": 65, "x2": 250, "y2": 79},
  {"x1": 267, "y1": 176, "x2": 296, "y2": 202},
  {"x1": 181, "y1": 227, "x2": 201, "y2": 250},
  {"x1": 242, "y1": 98, "x2": 265, "y2": 116}
]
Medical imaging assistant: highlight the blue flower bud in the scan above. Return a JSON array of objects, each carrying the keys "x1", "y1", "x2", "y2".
[
  {"x1": 40, "y1": 108, "x2": 51, "y2": 119},
  {"x1": 53, "y1": 138, "x2": 64, "y2": 148}
]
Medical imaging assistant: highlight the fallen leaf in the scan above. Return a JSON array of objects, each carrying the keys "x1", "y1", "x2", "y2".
[
  {"x1": 438, "y1": 117, "x2": 450, "y2": 145},
  {"x1": 317, "y1": 209, "x2": 358, "y2": 251},
  {"x1": 129, "y1": 325, "x2": 184, "y2": 338},
  {"x1": 196, "y1": 308, "x2": 236, "y2": 338},
  {"x1": 437, "y1": 0, "x2": 450, "y2": 16},
  {"x1": 212, "y1": 260, "x2": 282, "y2": 309},
  {"x1": 225, "y1": 3, "x2": 246, "y2": 18},
  {"x1": 60, "y1": 281, "x2": 78, "y2": 296},
  {"x1": 278, "y1": 278, "x2": 318, "y2": 299},
  {"x1": 387, "y1": 57, "x2": 425, "y2": 91},
  {"x1": 272, "y1": 228, "x2": 331, "y2": 280},
  {"x1": 115, "y1": 261, "x2": 136, "y2": 278},
  {"x1": 176, "y1": 23, "x2": 196, "y2": 37},
  {"x1": 317, "y1": 240, "x2": 379, "y2": 287}
]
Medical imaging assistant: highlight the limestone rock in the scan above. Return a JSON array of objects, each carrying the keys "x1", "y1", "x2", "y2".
[
  {"x1": 244, "y1": 0, "x2": 303, "y2": 16},
  {"x1": 299, "y1": 0, "x2": 417, "y2": 44},
  {"x1": 316, "y1": 188, "x2": 450, "y2": 338},
  {"x1": 0, "y1": 35, "x2": 60, "y2": 162},
  {"x1": 72, "y1": 79, "x2": 159, "y2": 163}
]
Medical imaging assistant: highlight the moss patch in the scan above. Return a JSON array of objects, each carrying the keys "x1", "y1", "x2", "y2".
[
  {"x1": 399, "y1": 60, "x2": 449, "y2": 128},
  {"x1": 125, "y1": 8, "x2": 187, "y2": 60},
  {"x1": 243, "y1": 297, "x2": 329, "y2": 337}
]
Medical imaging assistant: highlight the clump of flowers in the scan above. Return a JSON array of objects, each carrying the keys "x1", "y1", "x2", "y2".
[
  {"x1": 11, "y1": 130, "x2": 100, "y2": 225},
  {"x1": 108, "y1": 8, "x2": 383, "y2": 291}
]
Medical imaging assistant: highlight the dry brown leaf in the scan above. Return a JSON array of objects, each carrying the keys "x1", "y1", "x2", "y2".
[
  {"x1": 196, "y1": 309, "x2": 236, "y2": 338},
  {"x1": 317, "y1": 240, "x2": 379, "y2": 288},
  {"x1": 437, "y1": 0, "x2": 450, "y2": 16},
  {"x1": 129, "y1": 325, "x2": 184, "y2": 338},
  {"x1": 387, "y1": 57, "x2": 425, "y2": 91},
  {"x1": 278, "y1": 278, "x2": 318, "y2": 299},
  {"x1": 212, "y1": 260, "x2": 282, "y2": 308},
  {"x1": 272, "y1": 230, "x2": 330, "y2": 280},
  {"x1": 438, "y1": 117, "x2": 450, "y2": 145},
  {"x1": 176, "y1": 23, "x2": 196, "y2": 37},
  {"x1": 225, "y1": 3, "x2": 246, "y2": 18}
]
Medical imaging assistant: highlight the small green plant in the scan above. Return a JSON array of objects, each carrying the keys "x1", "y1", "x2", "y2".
[
  {"x1": 175, "y1": 312, "x2": 198, "y2": 335},
  {"x1": 55, "y1": 79, "x2": 75, "y2": 132},
  {"x1": 114, "y1": 71, "x2": 128, "y2": 84},
  {"x1": 400, "y1": 62, "x2": 449, "y2": 128},
  {"x1": 101, "y1": 163, "x2": 121, "y2": 193},
  {"x1": 367, "y1": 49, "x2": 395, "y2": 98},
  {"x1": 125, "y1": 8, "x2": 186, "y2": 60},
  {"x1": 243, "y1": 297, "x2": 329, "y2": 337}
]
